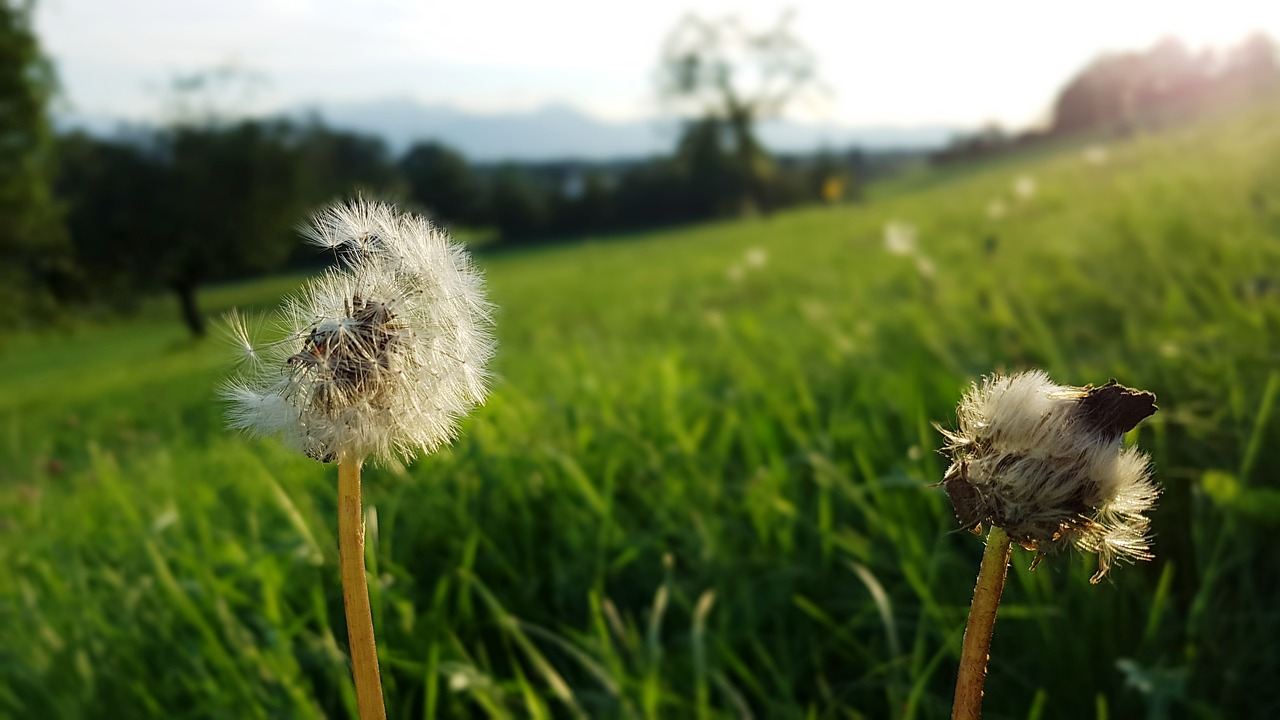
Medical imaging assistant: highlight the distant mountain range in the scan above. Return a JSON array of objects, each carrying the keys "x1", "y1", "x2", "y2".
[{"x1": 57, "y1": 98, "x2": 960, "y2": 162}]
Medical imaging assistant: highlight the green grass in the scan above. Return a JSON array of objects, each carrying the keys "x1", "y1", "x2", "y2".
[{"x1": 3, "y1": 103, "x2": 1280, "y2": 719}]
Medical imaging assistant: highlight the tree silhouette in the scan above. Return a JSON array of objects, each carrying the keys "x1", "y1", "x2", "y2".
[
  {"x1": 1051, "y1": 34, "x2": 1280, "y2": 136},
  {"x1": 297, "y1": 123, "x2": 402, "y2": 201},
  {"x1": 657, "y1": 12, "x2": 820, "y2": 213},
  {"x1": 0, "y1": 0, "x2": 68, "y2": 320},
  {"x1": 487, "y1": 165, "x2": 550, "y2": 242},
  {"x1": 59, "y1": 121, "x2": 314, "y2": 336},
  {"x1": 399, "y1": 142, "x2": 478, "y2": 226}
]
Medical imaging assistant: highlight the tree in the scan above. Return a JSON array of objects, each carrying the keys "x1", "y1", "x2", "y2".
[
  {"x1": 57, "y1": 132, "x2": 167, "y2": 309},
  {"x1": 162, "y1": 121, "x2": 313, "y2": 335},
  {"x1": 1051, "y1": 49, "x2": 1156, "y2": 136},
  {"x1": 298, "y1": 124, "x2": 402, "y2": 201},
  {"x1": 1051, "y1": 34, "x2": 1280, "y2": 137},
  {"x1": 59, "y1": 121, "x2": 313, "y2": 336},
  {"x1": 399, "y1": 141, "x2": 478, "y2": 226},
  {"x1": 0, "y1": 0, "x2": 68, "y2": 320},
  {"x1": 673, "y1": 117, "x2": 743, "y2": 217},
  {"x1": 487, "y1": 165, "x2": 550, "y2": 242},
  {"x1": 1222, "y1": 33, "x2": 1280, "y2": 94},
  {"x1": 657, "y1": 12, "x2": 820, "y2": 213}
]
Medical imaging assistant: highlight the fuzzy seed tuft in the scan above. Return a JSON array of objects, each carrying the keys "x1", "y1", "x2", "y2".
[
  {"x1": 937, "y1": 370, "x2": 1159, "y2": 582},
  {"x1": 222, "y1": 199, "x2": 495, "y2": 465}
]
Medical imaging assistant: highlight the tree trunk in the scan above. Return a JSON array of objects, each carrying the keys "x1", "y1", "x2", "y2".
[
  {"x1": 727, "y1": 109, "x2": 769, "y2": 216},
  {"x1": 174, "y1": 281, "x2": 205, "y2": 336}
]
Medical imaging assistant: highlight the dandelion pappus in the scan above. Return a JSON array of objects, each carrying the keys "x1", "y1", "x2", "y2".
[{"x1": 223, "y1": 198, "x2": 494, "y2": 464}]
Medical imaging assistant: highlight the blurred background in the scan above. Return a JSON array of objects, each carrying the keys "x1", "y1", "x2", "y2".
[
  {"x1": 3, "y1": 1, "x2": 1280, "y2": 717},
  {"x1": 10, "y1": 0, "x2": 1279, "y2": 330}
]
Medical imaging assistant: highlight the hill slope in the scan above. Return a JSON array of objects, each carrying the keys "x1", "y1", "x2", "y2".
[{"x1": 3, "y1": 102, "x2": 1280, "y2": 718}]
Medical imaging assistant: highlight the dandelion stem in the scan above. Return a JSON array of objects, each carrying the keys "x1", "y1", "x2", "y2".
[
  {"x1": 338, "y1": 459, "x2": 387, "y2": 720},
  {"x1": 952, "y1": 525, "x2": 1012, "y2": 720}
]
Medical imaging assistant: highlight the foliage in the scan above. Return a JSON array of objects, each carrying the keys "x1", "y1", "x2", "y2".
[
  {"x1": 56, "y1": 121, "x2": 313, "y2": 335},
  {"x1": 56, "y1": 120, "x2": 407, "y2": 336},
  {"x1": 485, "y1": 165, "x2": 554, "y2": 243},
  {"x1": 0, "y1": 0, "x2": 68, "y2": 321},
  {"x1": 1052, "y1": 34, "x2": 1280, "y2": 135},
  {"x1": 296, "y1": 124, "x2": 403, "y2": 202},
  {"x1": 3, "y1": 101, "x2": 1280, "y2": 718},
  {"x1": 399, "y1": 141, "x2": 481, "y2": 226},
  {"x1": 931, "y1": 33, "x2": 1280, "y2": 167}
]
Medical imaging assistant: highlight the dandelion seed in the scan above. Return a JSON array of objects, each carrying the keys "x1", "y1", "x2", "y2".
[
  {"x1": 744, "y1": 247, "x2": 768, "y2": 269},
  {"x1": 1083, "y1": 145, "x2": 1109, "y2": 165},
  {"x1": 883, "y1": 221, "x2": 917, "y2": 255},
  {"x1": 1013, "y1": 175, "x2": 1037, "y2": 200},
  {"x1": 986, "y1": 199, "x2": 1007, "y2": 220},
  {"x1": 938, "y1": 370, "x2": 1158, "y2": 581},
  {"x1": 222, "y1": 309, "x2": 262, "y2": 365},
  {"x1": 915, "y1": 255, "x2": 937, "y2": 280}
]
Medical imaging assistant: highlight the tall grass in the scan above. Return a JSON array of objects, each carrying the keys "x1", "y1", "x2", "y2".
[{"x1": 2, "y1": 102, "x2": 1279, "y2": 718}]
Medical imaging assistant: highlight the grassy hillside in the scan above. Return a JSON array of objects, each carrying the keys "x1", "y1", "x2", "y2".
[{"x1": 3, "y1": 103, "x2": 1279, "y2": 719}]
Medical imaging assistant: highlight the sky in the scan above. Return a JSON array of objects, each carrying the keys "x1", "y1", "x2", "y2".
[{"x1": 33, "y1": 0, "x2": 1280, "y2": 131}]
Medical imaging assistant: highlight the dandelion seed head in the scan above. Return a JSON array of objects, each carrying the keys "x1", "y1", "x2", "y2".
[
  {"x1": 448, "y1": 671, "x2": 471, "y2": 692},
  {"x1": 224, "y1": 199, "x2": 495, "y2": 465},
  {"x1": 938, "y1": 370, "x2": 1159, "y2": 582},
  {"x1": 1083, "y1": 145, "x2": 1110, "y2": 165},
  {"x1": 915, "y1": 255, "x2": 937, "y2": 280},
  {"x1": 883, "y1": 221, "x2": 917, "y2": 256},
  {"x1": 1013, "y1": 175, "x2": 1037, "y2": 200}
]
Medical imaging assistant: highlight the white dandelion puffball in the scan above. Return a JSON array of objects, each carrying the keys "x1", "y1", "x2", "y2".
[
  {"x1": 938, "y1": 371, "x2": 1159, "y2": 582},
  {"x1": 985, "y1": 199, "x2": 1007, "y2": 220},
  {"x1": 224, "y1": 199, "x2": 495, "y2": 464},
  {"x1": 883, "y1": 221, "x2": 918, "y2": 256},
  {"x1": 1013, "y1": 175, "x2": 1037, "y2": 200},
  {"x1": 1083, "y1": 145, "x2": 1109, "y2": 165}
]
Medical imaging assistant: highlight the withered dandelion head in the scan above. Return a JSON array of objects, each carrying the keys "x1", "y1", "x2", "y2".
[
  {"x1": 937, "y1": 370, "x2": 1159, "y2": 582},
  {"x1": 223, "y1": 199, "x2": 495, "y2": 465}
]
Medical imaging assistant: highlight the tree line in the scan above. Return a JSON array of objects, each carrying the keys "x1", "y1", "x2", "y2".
[
  {"x1": 3, "y1": 4, "x2": 857, "y2": 336},
  {"x1": 15, "y1": 1, "x2": 1273, "y2": 337},
  {"x1": 932, "y1": 33, "x2": 1280, "y2": 165},
  {"x1": 50, "y1": 118, "x2": 855, "y2": 335}
]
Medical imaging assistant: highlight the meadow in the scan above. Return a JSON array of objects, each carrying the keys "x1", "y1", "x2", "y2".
[{"x1": 2, "y1": 102, "x2": 1279, "y2": 719}]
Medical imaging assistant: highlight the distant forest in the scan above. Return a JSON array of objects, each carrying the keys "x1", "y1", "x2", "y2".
[{"x1": 932, "y1": 33, "x2": 1280, "y2": 163}]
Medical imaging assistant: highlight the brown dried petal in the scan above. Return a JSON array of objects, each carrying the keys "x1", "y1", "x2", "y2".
[{"x1": 1075, "y1": 380, "x2": 1157, "y2": 440}]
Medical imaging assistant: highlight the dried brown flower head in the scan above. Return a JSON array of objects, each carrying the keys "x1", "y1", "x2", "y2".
[{"x1": 938, "y1": 371, "x2": 1159, "y2": 582}]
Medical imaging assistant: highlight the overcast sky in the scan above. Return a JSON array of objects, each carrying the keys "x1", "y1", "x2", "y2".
[{"x1": 33, "y1": 0, "x2": 1280, "y2": 129}]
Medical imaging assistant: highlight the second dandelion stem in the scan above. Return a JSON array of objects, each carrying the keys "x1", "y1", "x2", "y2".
[
  {"x1": 338, "y1": 459, "x2": 387, "y2": 720},
  {"x1": 952, "y1": 525, "x2": 1012, "y2": 720}
]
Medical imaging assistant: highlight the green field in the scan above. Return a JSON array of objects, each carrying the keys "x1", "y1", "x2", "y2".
[{"x1": 3, "y1": 104, "x2": 1279, "y2": 719}]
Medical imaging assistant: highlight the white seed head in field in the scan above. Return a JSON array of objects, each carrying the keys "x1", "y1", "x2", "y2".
[
  {"x1": 883, "y1": 220, "x2": 918, "y2": 256},
  {"x1": 222, "y1": 199, "x2": 495, "y2": 465},
  {"x1": 1013, "y1": 175, "x2": 1037, "y2": 200},
  {"x1": 937, "y1": 370, "x2": 1159, "y2": 583}
]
